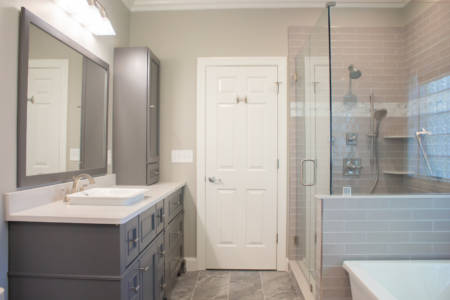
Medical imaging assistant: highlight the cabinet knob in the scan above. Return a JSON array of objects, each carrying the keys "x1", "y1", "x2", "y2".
[{"x1": 160, "y1": 283, "x2": 167, "y2": 290}]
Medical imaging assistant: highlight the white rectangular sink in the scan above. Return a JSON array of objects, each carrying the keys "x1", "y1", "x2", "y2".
[{"x1": 66, "y1": 188, "x2": 149, "y2": 206}]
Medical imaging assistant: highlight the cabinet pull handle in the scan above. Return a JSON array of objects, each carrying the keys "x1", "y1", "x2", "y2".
[
  {"x1": 138, "y1": 266, "x2": 150, "y2": 272},
  {"x1": 129, "y1": 237, "x2": 139, "y2": 244},
  {"x1": 130, "y1": 285, "x2": 140, "y2": 292}
]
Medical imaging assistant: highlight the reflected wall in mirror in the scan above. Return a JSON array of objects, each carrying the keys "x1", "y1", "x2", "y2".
[{"x1": 18, "y1": 8, "x2": 109, "y2": 187}]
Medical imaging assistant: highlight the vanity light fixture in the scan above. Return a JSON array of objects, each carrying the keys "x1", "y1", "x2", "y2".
[{"x1": 54, "y1": 0, "x2": 116, "y2": 36}]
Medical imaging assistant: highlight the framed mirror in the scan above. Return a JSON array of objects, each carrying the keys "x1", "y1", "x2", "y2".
[{"x1": 18, "y1": 7, "x2": 109, "y2": 188}]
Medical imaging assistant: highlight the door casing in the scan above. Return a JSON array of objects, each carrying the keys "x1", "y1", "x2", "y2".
[{"x1": 196, "y1": 57, "x2": 287, "y2": 271}]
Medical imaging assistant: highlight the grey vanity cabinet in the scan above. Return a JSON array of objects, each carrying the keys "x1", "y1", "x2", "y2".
[
  {"x1": 8, "y1": 186, "x2": 185, "y2": 300},
  {"x1": 114, "y1": 47, "x2": 160, "y2": 185}
]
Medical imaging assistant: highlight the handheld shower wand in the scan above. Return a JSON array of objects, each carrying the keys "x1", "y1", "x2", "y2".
[
  {"x1": 416, "y1": 128, "x2": 433, "y2": 175},
  {"x1": 369, "y1": 108, "x2": 387, "y2": 194}
]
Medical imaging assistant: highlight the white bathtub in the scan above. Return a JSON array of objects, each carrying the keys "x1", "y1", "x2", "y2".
[{"x1": 343, "y1": 260, "x2": 450, "y2": 300}]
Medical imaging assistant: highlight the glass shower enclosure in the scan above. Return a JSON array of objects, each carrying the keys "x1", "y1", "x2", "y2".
[
  {"x1": 290, "y1": 6, "x2": 331, "y2": 289},
  {"x1": 289, "y1": 0, "x2": 450, "y2": 297}
]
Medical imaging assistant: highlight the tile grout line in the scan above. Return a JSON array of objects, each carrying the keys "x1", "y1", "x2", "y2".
[
  {"x1": 189, "y1": 271, "x2": 201, "y2": 300},
  {"x1": 259, "y1": 271, "x2": 266, "y2": 300},
  {"x1": 227, "y1": 271, "x2": 231, "y2": 300}
]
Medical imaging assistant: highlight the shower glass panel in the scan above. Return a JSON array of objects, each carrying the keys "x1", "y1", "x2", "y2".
[
  {"x1": 291, "y1": 7, "x2": 330, "y2": 286},
  {"x1": 328, "y1": 0, "x2": 450, "y2": 195}
]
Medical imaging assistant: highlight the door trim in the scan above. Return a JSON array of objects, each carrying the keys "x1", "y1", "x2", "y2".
[{"x1": 196, "y1": 57, "x2": 288, "y2": 271}]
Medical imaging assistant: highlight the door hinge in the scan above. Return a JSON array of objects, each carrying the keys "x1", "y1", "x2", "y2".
[
  {"x1": 310, "y1": 284, "x2": 314, "y2": 293},
  {"x1": 276, "y1": 233, "x2": 278, "y2": 244},
  {"x1": 277, "y1": 159, "x2": 280, "y2": 169},
  {"x1": 275, "y1": 81, "x2": 281, "y2": 95},
  {"x1": 314, "y1": 233, "x2": 317, "y2": 244}
]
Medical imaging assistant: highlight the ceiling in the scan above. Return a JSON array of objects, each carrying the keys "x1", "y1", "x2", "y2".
[{"x1": 122, "y1": 0, "x2": 410, "y2": 11}]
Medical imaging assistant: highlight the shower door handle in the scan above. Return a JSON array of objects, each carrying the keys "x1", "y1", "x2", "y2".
[{"x1": 300, "y1": 159, "x2": 316, "y2": 187}]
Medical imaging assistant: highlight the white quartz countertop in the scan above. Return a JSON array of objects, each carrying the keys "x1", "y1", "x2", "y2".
[{"x1": 5, "y1": 181, "x2": 185, "y2": 225}]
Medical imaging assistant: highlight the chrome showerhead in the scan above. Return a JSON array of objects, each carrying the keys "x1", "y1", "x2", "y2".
[{"x1": 348, "y1": 65, "x2": 362, "y2": 79}]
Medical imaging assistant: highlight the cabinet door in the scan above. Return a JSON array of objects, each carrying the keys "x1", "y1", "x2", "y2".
[
  {"x1": 154, "y1": 234, "x2": 165, "y2": 300},
  {"x1": 124, "y1": 216, "x2": 140, "y2": 266},
  {"x1": 139, "y1": 243, "x2": 155, "y2": 300},
  {"x1": 140, "y1": 205, "x2": 157, "y2": 251},
  {"x1": 147, "y1": 54, "x2": 160, "y2": 164},
  {"x1": 122, "y1": 261, "x2": 141, "y2": 300}
]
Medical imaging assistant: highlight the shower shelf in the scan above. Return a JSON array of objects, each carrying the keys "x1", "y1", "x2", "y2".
[
  {"x1": 383, "y1": 170, "x2": 414, "y2": 175},
  {"x1": 383, "y1": 135, "x2": 413, "y2": 140}
]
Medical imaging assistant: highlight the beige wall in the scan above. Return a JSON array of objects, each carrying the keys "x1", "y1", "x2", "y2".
[
  {"x1": 129, "y1": 7, "x2": 405, "y2": 259},
  {"x1": 129, "y1": 8, "x2": 326, "y2": 258},
  {"x1": 0, "y1": 0, "x2": 129, "y2": 294}
]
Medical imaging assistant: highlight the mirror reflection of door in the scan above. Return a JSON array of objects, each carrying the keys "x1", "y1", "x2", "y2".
[{"x1": 26, "y1": 59, "x2": 69, "y2": 176}]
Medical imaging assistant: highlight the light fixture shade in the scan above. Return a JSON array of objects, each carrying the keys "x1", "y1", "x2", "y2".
[{"x1": 54, "y1": 0, "x2": 116, "y2": 36}]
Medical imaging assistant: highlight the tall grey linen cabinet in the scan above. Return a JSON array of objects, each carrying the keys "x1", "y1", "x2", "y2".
[{"x1": 113, "y1": 47, "x2": 160, "y2": 185}]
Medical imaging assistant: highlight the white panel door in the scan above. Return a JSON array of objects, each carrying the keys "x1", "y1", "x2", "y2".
[
  {"x1": 205, "y1": 65, "x2": 278, "y2": 270},
  {"x1": 26, "y1": 59, "x2": 68, "y2": 175}
]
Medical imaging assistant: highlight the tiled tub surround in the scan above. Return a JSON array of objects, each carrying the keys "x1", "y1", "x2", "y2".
[{"x1": 317, "y1": 194, "x2": 450, "y2": 300}]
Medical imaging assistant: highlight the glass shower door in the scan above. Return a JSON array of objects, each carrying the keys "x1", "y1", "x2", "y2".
[{"x1": 294, "y1": 7, "x2": 330, "y2": 289}]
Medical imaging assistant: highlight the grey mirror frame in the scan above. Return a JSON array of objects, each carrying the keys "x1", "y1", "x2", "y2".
[{"x1": 17, "y1": 7, "x2": 110, "y2": 188}]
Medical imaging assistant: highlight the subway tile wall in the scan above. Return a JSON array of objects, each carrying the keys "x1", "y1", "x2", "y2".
[{"x1": 319, "y1": 195, "x2": 450, "y2": 300}]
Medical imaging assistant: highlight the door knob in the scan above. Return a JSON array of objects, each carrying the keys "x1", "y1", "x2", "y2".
[{"x1": 208, "y1": 177, "x2": 222, "y2": 184}]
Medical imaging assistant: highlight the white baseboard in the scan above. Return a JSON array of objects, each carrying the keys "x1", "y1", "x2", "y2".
[
  {"x1": 288, "y1": 260, "x2": 314, "y2": 300},
  {"x1": 184, "y1": 257, "x2": 198, "y2": 272}
]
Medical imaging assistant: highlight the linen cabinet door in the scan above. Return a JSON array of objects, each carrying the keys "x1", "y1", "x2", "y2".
[{"x1": 147, "y1": 55, "x2": 160, "y2": 163}]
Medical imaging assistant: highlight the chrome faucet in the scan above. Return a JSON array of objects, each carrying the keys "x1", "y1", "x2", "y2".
[{"x1": 71, "y1": 174, "x2": 95, "y2": 194}]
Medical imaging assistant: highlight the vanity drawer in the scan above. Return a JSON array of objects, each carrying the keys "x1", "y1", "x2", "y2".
[
  {"x1": 165, "y1": 188, "x2": 183, "y2": 225},
  {"x1": 139, "y1": 205, "x2": 157, "y2": 251},
  {"x1": 122, "y1": 216, "x2": 140, "y2": 267}
]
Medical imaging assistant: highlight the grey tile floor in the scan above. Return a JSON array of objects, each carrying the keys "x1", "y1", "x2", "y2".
[{"x1": 168, "y1": 270, "x2": 305, "y2": 300}]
